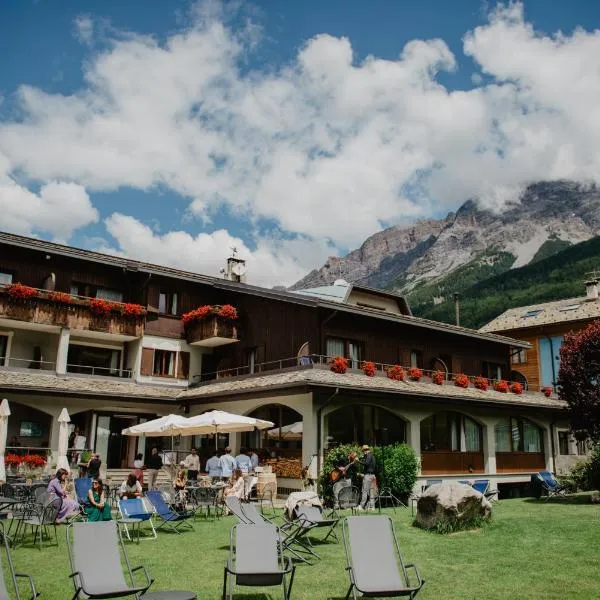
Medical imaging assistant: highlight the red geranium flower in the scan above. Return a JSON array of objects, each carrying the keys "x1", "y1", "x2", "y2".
[
  {"x1": 431, "y1": 370, "x2": 445, "y2": 385},
  {"x1": 361, "y1": 361, "x2": 376, "y2": 377},
  {"x1": 409, "y1": 367, "x2": 423, "y2": 381},
  {"x1": 494, "y1": 380, "x2": 509, "y2": 393},
  {"x1": 454, "y1": 373, "x2": 470, "y2": 389},
  {"x1": 330, "y1": 356, "x2": 349, "y2": 374},
  {"x1": 387, "y1": 365, "x2": 405, "y2": 381},
  {"x1": 511, "y1": 382, "x2": 524, "y2": 395},
  {"x1": 121, "y1": 303, "x2": 146, "y2": 318},
  {"x1": 4, "y1": 454, "x2": 22, "y2": 467},
  {"x1": 6, "y1": 283, "x2": 38, "y2": 299},
  {"x1": 474, "y1": 376, "x2": 489, "y2": 391},
  {"x1": 48, "y1": 291, "x2": 73, "y2": 304},
  {"x1": 217, "y1": 304, "x2": 238, "y2": 320},
  {"x1": 89, "y1": 298, "x2": 116, "y2": 317}
]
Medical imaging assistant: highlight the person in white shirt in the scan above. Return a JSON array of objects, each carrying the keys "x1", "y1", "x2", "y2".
[
  {"x1": 248, "y1": 449, "x2": 259, "y2": 470},
  {"x1": 235, "y1": 448, "x2": 252, "y2": 474},
  {"x1": 119, "y1": 473, "x2": 143, "y2": 499},
  {"x1": 219, "y1": 447, "x2": 237, "y2": 481},
  {"x1": 183, "y1": 447, "x2": 201, "y2": 482},
  {"x1": 224, "y1": 469, "x2": 245, "y2": 500},
  {"x1": 206, "y1": 450, "x2": 222, "y2": 479}
]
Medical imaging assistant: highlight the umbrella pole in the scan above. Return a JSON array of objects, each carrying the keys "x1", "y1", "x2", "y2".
[{"x1": 215, "y1": 426, "x2": 218, "y2": 450}]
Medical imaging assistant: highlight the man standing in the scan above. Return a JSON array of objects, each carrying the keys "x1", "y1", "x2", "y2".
[
  {"x1": 248, "y1": 448, "x2": 259, "y2": 471},
  {"x1": 219, "y1": 446, "x2": 237, "y2": 481},
  {"x1": 146, "y1": 447, "x2": 163, "y2": 489},
  {"x1": 206, "y1": 449, "x2": 222, "y2": 479},
  {"x1": 87, "y1": 453, "x2": 102, "y2": 480},
  {"x1": 183, "y1": 447, "x2": 200, "y2": 482},
  {"x1": 358, "y1": 444, "x2": 377, "y2": 511},
  {"x1": 235, "y1": 447, "x2": 252, "y2": 474}
]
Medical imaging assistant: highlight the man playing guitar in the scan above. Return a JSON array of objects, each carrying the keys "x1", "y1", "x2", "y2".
[{"x1": 331, "y1": 451, "x2": 358, "y2": 482}]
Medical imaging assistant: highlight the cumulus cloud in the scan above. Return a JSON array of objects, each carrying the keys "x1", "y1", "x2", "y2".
[{"x1": 2, "y1": 2, "x2": 600, "y2": 282}]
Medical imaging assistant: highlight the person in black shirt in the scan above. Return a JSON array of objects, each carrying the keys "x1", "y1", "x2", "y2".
[
  {"x1": 146, "y1": 447, "x2": 163, "y2": 489},
  {"x1": 358, "y1": 444, "x2": 377, "y2": 510},
  {"x1": 87, "y1": 453, "x2": 102, "y2": 479}
]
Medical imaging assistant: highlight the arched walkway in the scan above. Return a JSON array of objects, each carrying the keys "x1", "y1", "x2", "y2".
[{"x1": 6, "y1": 401, "x2": 53, "y2": 451}]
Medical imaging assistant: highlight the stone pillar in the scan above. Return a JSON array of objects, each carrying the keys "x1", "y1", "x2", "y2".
[
  {"x1": 56, "y1": 328, "x2": 70, "y2": 375},
  {"x1": 408, "y1": 417, "x2": 422, "y2": 475},
  {"x1": 302, "y1": 406, "x2": 318, "y2": 480},
  {"x1": 482, "y1": 419, "x2": 497, "y2": 475},
  {"x1": 543, "y1": 426, "x2": 554, "y2": 471}
]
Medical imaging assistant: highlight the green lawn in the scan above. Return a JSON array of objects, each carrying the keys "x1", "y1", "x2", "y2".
[{"x1": 5, "y1": 498, "x2": 600, "y2": 599}]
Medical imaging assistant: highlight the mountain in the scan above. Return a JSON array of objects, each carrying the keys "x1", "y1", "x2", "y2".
[
  {"x1": 291, "y1": 181, "x2": 600, "y2": 315},
  {"x1": 415, "y1": 235, "x2": 600, "y2": 329}
]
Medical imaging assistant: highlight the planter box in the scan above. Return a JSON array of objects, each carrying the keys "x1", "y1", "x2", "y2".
[
  {"x1": 185, "y1": 316, "x2": 238, "y2": 347},
  {"x1": 0, "y1": 292, "x2": 144, "y2": 338}
]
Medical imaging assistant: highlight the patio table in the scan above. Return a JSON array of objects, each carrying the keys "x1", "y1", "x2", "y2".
[
  {"x1": 140, "y1": 592, "x2": 197, "y2": 600},
  {"x1": 0, "y1": 498, "x2": 20, "y2": 542}
]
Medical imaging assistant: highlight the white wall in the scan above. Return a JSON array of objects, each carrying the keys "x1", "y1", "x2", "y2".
[{"x1": 0, "y1": 326, "x2": 58, "y2": 370}]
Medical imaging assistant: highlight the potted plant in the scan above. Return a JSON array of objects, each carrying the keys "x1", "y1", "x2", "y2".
[
  {"x1": 409, "y1": 367, "x2": 423, "y2": 381},
  {"x1": 361, "y1": 361, "x2": 376, "y2": 377},
  {"x1": 494, "y1": 380, "x2": 509, "y2": 393},
  {"x1": 387, "y1": 365, "x2": 405, "y2": 381},
  {"x1": 511, "y1": 382, "x2": 524, "y2": 395},
  {"x1": 89, "y1": 298, "x2": 116, "y2": 317},
  {"x1": 6, "y1": 283, "x2": 38, "y2": 300},
  {"x1": 542, "y1": 387, "x2": 553, "y2": 398},
  {"x1": 4, "y1": 453, "x2": 22, "y2": 475},
  {"x1": 48, "y1": 291, "x2": 73, "y2": 305},
  {"x1": 431, "y1": 370, "x2": 445, "y2": 385},
  {"x1": 329, "y1": 356, "x2": 349, "y2": 374},
  {"x1": 474, "y1": 376, "x2": 489, "y2": 391},
  {"x1": 454, "y1": 373, "x2": 469, "y2": 389}
]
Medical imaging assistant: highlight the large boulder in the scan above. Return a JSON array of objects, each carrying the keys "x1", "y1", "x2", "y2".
[{"x1": 416, "y1": 481, "x2": 492, "y2": 530}]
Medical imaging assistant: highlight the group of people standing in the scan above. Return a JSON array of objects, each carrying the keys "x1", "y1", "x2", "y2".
[{"x1": 204, "y1": 446, "x2": 259, "y2": 479}]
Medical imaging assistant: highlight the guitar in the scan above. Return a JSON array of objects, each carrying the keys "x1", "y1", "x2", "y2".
[{"x1": 330, "y1": 457, "x2": 358, "y2": 482}]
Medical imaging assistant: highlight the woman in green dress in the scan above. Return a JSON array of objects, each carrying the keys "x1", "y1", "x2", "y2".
[{"x1": 85, "y1": 479, "x2": 112, "y2": 521}]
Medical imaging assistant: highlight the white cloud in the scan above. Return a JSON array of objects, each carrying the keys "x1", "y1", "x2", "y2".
[
  {"x1": 103, "y1": 213, "x2": 334, "y2": 287},
  {"x1": 0, "y1": 154, "x2": 98, "y2": 242},
  {"x1": 74, "y1": 15, "x2": 94, "y2": 45},
  {"x1": 2, "y1": 2, "x2": 600, "y2": 282}
]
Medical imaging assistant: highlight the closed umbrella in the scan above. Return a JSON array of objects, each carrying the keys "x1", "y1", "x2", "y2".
[
  {"x1": 182, "y1": 410, "x2": 274, "y2": 448},
  {"x1": 0, "y1": 399, "x2": 10, "y2": 483},
  {"x1": 57, "y1": 408, "x2": 71, "y2": 472}
]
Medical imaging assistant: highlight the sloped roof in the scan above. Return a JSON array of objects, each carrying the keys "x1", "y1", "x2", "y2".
[
  {"x1": 293, "y1": 284, "x2": 350, "y2": 302},
  {"x1": 480, "y1": 296, "x2": 600, "y2": 333}
]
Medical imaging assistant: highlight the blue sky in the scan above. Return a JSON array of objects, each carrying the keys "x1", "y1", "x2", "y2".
[{"x1": 1, "y1": 1, "x2": 600, "y2": 285}]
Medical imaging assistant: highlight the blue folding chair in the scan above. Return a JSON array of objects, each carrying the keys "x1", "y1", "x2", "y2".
[
  {"x1": 145, "y1": 490, "x2": 194, "y2": 534},
  {"x1": 118, "y1": 498, "x2": 157, "y2": 540},
  {"x1": 537, "y1": 471, "x2": 566, "y2": 501},
  {"x1": 74, "y1": 478, "x2": 92, "y2": 506},
  {"x1": 471, "y1": 479, "x2": 498, "y2": 501}
]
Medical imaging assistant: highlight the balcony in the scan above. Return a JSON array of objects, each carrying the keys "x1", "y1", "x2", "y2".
[
  {"x1": 185, "y1": 316, "x2": 238, "y2": 348},
  {"x1": 0, "y1": 285, "x2": 145, "y2": 339},
  {"x1": 420, "y1": 451, "x2": 485, "y2": 475}
]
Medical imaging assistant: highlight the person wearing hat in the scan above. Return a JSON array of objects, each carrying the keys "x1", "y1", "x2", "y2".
[
  {"x1": 219, "y1": 446, "x2": 237, "y2": 481},
  {"x1": 358, "y1": 444, "x2": 377, "y2": 511}
]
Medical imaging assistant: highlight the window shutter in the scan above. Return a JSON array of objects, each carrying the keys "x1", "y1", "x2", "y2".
[
  {"x1": 177, "y1": 351, "x2": 190, "y2": 379},
  {"x1": 140, "y1": 348, "x2": 154, "y2": 376}
]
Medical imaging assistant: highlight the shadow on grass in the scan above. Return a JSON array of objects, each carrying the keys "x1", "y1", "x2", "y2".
[{"x1": 523, "y1": 493, "x2": 595, "y2": 505}]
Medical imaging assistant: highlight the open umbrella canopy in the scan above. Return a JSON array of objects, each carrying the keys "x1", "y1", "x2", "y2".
[
  {"x1": 267, "y1": 421, "x2": 303, "y2": 440},
  {"x1": 121, "y1": 414, "x2": 190, "y2": 437},
  {"x1": 182, "y1": 410, "x2": 274, "y2": 435}
]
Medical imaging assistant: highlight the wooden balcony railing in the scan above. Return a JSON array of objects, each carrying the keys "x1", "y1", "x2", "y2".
[
  {"x1": 0, "y1": 287, "x2": 145, "y2": 338},
  {"x1": 185, "y1": 316, "x2": 238, "y2": 347},
  {"x1": 496, "y1": 452, "x2": 546, "y2": 473},
  {"x1": 420, "y1": 451, "x2": 485, "y2": 475}
]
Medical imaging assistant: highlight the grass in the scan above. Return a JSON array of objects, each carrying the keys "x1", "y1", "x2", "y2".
[{"x1": 4, "y1": 498, "x2": 600, "y2": 599}]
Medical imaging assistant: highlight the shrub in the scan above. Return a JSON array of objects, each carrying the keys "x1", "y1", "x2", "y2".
[
  {"x1": 409, "y1": 367, "x2": 423, "y2": 381},
  {"x1": 387, "y1": 365, "x2": 405, "y2": 381},
  {"x1": 329, "y1": 356, "x2": 349, "y2": 374},
  {"x1": 511, "y1": 382, "x2": 524, "y2": 395},
  {"x1": 560, "y1": 444, "x2": 600, "y2": 492},
  {"x1": 361, "y1": 361, "x2": 376, "y2": 377},
  {"x1": 372, "y1": 443, "x2": 419, "y2": 500},
  {"x1": 431, "y1": 370, "x2": 445, "y2": 385},
  {"x1": 454, "y1": 373, "x2": 469, "y2": 388},
  {"x1": 319, "y1": 443, "x2": 362, "y2": 505},
  {"x1": 494, "y1": 380, "x2": 509, "y2": 393},
  {"x1": 474, "y1": 376, "x2": 489, "y2": 391}
]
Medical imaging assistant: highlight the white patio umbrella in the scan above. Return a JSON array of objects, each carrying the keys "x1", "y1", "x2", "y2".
[
  {"x1": 121, "y1": 414, "x2": 190, "y2": 437},
  {"x1": 56, "y1": 408, "x2": 71, "y2": 472},
  {"x1": 0, "y1": 399, "x2": 10, "y2": 483},
  {"x1": 267, "y1": 421, "x2": 303, "y2": 441},
  {"x1": 182, "y1": 410, "x2": 274, "y2": 448}
]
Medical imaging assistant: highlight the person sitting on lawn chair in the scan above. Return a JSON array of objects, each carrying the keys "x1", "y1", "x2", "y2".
[
  {"x1": 85, "y1": 479, "x2": 112, "y2": 522},
  {"x1": 119, "y1": 473, "x2": 142, "y2": 499},
  {"x1": 224, "y1": 469, "x2": 245, "y2": 500}
]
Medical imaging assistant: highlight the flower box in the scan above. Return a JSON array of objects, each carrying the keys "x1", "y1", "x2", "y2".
[{"x1": 184, "y1": 315, "x2": 238, "y2": 347}]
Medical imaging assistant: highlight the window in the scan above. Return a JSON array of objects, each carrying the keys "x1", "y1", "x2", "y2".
[
  {"x1": 347, "y1": 341, "x2": 362, "y2": 368},
  {"x1": 326, "y1": 337, "x2": 364, "y2": 368},
  {"x1": 511, "y1": 348, "x2": 528, "y2": 364},
  {"x1": 0, "y1": 272, "x2": 13, "y2": 285},
  {"x1": 495, "y1": 417, "x2": 543, "y2": 453},
  {"x1": 420, "y1": 412, "x2": 482, "y2": 452},
  {"x1": 67, "y1": 344, "x2": 122, "y2": 377},
  {"x1": 326, "y1": 337, "x2": 345, "y2": 358},
  {"x1": 558, "y1": 431, "x2": 570, "y2": 456},
  {"x1": 0, "y1": 335, "x2": 8, "y2": 365},
  {"x1": 356, "y1": 302, "x2": 385, "y2": 311},
  {"x1": 522, "y1": 309, "x2": 543, "y2": 318},
  {"x1": 70, "y1": 284, "x2": 80, "y2": 296},
  {"x1": 410, "y1": 350, "x2": 423, "y2": 369},
  {"x1": 158, "y1": 291, "x2": 178, "y2": 315},
  {"x1": 483, "y1": 362, "x2": 503, "y2": 380},
  {"x1": 577, "y1": 439, "x2": 590, "y2": 456},
  {"x1": 96, "y1": 288, "x2": 123, "y2": 302},
  {"x1": 153, "y1": 350, "x2": 176, "y2": 377}
]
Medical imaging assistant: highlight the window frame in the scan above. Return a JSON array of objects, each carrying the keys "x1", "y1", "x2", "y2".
[
  {"x1": 158, "y1": 291, "x2": 179, "y2": 316},
  {"x1": 325, "y1": 336, "x2": 365, "y2": 367},
  {"x1": 0, "y1": 270, "x2": 14, "y2": 286},
  {"x1": 0, "y1": 333, "x2": 11, "y2": 367},
  {"x1": 152, "y1": 349, "x2": 177, "y2": 378}
]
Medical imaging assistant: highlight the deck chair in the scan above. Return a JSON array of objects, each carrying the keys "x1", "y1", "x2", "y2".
[
  {"x1": 342, "y1": 515, "x2": 424, "y2": 599},
  {"x1": 74, "y1": 478, "x2": 92, "y2": 507},
  {"x1": 145, "y1": 490, "x2": 194, "y2": 534},
  {"x1": 118, "y1": 498, "x2": 157, "y2": 540},
  {"x1": 0, "y1": 522, "x2": 39, "y2": 599},
  {"x1": 67, "y1": 521, "x2": 154, "y2": 599},
  {"x1": 223, "y1": 524, "x2": 295, "y2": 600},
  {"x1": 225, "y1": 496, "x2": 253, "y2": 524},
  {"x1": 294, "y1": 505, "x2": 339, "y2": 543},
  {"x1": 537, "y1": 471, "x2": 566, "y2": 501},
  {"x1": 471, "y1": 480, "x2": 498, "y2": 501},
  {"x1": 337, "y1": 486, "x2": 360, "y2": 515},
  {"x1": 244, "y1": 476, "x2": 258, "y2": 501}
]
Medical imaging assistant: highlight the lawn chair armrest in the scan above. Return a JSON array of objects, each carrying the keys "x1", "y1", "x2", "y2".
[
  {"x1": 132, "y1": 565, "x2": 154, "y2": 588},
  {"x1": 404, "y1": 563, "x2": 425, "y2": 589},
  {"x1": 15, "y1": 572, "x2": 39, "y2": 599}
]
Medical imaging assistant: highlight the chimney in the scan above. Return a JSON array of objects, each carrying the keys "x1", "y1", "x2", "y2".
[
  {"x1": 220, "y1": 247, "x2": 247, "y2": 283},
  {"x1": 585, "y1": 279, "x2": 599, "y2": 301}
]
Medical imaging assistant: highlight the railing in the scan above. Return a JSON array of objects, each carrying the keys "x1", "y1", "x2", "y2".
[
  {"x1": 0, "y1": 356, "x2": 57, "y2": 370},
  {"x1": 66, "y1": 363, "x2": 133, "y2": 378},
  {"x1": 192, "y1": 354, "x2": 535, "y2": 393},
  {"x1": 6, "y1": 446, "x2": 52, "y2": 457}
]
